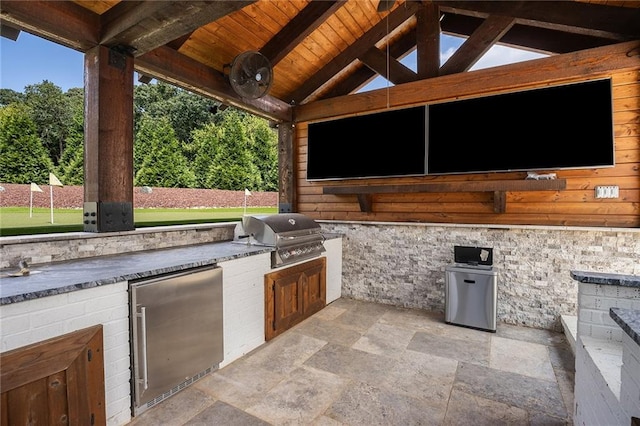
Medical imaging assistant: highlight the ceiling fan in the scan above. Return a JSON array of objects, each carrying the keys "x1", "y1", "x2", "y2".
[{"x1": 228, "y1": 51, "x2": 274, "y2": 99}]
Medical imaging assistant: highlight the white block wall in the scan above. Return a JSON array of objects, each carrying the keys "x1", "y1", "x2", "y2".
[
  {"x1": 574, "y1": 339, "x2": 627, "y2": 426},
  {"x1": 219, "y1": 253, "x2": 271, "y2": 367},
  {"x1": 324, "y1": 237, "x2": 343, "y2": 304},
  {"x1": 621, "y1": 333, "x2": 640, "y2": 421},
  {"x1": 574, "y1": 280, "x2": 640, "y2": 426},
  {"x1": 577, "y1": 282, "x2": 640, "y2": 342},
  {"x1": 0, "y1": 282, "x2": 132, "y2": 426}
]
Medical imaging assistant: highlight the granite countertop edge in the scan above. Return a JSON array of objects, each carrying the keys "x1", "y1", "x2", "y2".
[
  {"x1": 570, "y1": 270, "x2": 640, "y2": 288},
  {"x1": 610, "y1": 308, "x2": 640, "y2": 346}
]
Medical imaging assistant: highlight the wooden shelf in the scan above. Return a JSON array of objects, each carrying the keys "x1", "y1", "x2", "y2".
[{"x1": 323, "y1": 179, "x2": 567, "y2": 213}]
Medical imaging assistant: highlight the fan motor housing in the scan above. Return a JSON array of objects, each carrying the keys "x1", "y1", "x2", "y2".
[{"x1": 229, "y1": 51, "x2": 273, "y2": 99}]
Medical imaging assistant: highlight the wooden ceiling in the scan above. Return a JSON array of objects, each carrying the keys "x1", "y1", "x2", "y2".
[{"x1": 1, "y1": 0, "x2": 639, "y2": 121}]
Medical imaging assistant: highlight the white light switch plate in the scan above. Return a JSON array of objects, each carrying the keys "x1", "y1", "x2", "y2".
[{"x1": 595, "y1": 186, "x2": 619, "y2": 199}]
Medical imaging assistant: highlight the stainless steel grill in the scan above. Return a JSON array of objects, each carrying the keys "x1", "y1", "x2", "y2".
[{"x1": 233, "y1": 213, "x2": 325, "y2": 267}]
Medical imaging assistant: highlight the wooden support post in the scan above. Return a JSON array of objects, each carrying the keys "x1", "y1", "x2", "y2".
[
  {"x1": 493, "y1": 191, "x2": 507, "y2": 213},
  {"x1": 278, "y1": 123, "x2": 295, "y2": 213},
  {"x1": 357, "y1": 194, "x2": 373, "y2": 213},
  {"x1": 83, "y1": 45, "x2": 135, "y2": 232}
]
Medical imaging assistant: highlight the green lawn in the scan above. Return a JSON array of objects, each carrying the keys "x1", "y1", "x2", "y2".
[{"x1": 0, "y1": 207, "x2": 278, "y2": 236}]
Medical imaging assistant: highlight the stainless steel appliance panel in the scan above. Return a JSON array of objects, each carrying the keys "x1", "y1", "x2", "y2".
[
  {"x1": 445, "y1": 266, "x2": 497, "y2": 332},
  {"x1": 130, "y1": 266, "x2": 223, "y2": 413}
]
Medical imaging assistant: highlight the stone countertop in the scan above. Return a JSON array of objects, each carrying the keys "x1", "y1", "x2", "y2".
[
  {"x1": 610, "y1": 308, "x2": 640, "y2": 346},
  {"x1": 570, "y1": 270, "x2": 640, "y2": 288},
  {"x1": 0, "y1": 241, "x2": 272, "y2": 305},
  {"x1": 0, "y1": 233, "x2": 343, "y2": 306}
]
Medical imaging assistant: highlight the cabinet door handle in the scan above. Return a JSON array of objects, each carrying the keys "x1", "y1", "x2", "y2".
[
  {"x1": 463, "y1": 279, "x2": 476, "y2": 284},
  {"x1": 137, "y1": 306, "x2": 149, "y2": 390}
]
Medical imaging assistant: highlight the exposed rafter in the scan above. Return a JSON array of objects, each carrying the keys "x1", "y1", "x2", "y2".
[
  {"x1": 440, "y1": 14, "x2": 515, "y2": 75},
  {"x1": 287, "y1": 1, "x2": 422, "y2": 105},
  {"x1": 434, "y1": 1, "x2": 640, "y2": 41},
  {"x1": 100, "y1": 1, "x2": 256, "y2": 56},
  {"x1": 260, "y1": 0, "x2": 346, "y2": 66}
]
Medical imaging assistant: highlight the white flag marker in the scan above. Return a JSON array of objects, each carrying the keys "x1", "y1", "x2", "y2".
[
  {"x1": 30, "y1": 183, "x2": 43, "y2": 218},
  {"x1": 243, "y1": 188, "x2": 252, "y2": 216},
  {"x1": 48, "y1": 173, "x2": 63, "y2": 223}
]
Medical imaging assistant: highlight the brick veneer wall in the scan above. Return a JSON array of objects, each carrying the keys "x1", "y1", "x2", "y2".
[
  {"x1": 319, "y1": 221, "x2": 640, "y2": 331},
  {"x1": 0, "y1": 282, "x2": 131, "y2": 426}
]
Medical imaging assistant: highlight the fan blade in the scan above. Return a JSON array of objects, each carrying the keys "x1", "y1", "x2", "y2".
[{"x1": 239, "y1": 79, "x2": 259, "y2": 98}]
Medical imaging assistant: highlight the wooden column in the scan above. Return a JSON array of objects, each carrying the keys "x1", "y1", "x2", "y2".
[
  {"x1": 83, "y1": 45, "x2": 135, "y2": 232},
  {"x1": 278, "y1": 122, "x2": 295, "y2": 213}
]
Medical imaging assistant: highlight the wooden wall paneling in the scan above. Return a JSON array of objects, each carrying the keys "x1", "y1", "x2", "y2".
[{"x1": 294, "y1": 44, "x2": 639, "y2": 227}]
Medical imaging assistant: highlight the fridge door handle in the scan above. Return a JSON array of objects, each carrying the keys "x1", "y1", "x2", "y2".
[
  {"x1": 137, "y1": 306, "x2": 149, "y2": 391},
  {"x1": 463, "y1": 279, "x2": 476, "y2": 284}
]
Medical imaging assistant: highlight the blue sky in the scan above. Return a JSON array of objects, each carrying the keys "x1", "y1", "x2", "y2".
[{"x1": 1, "y1": 31, "x2": 547, "y2": 94}]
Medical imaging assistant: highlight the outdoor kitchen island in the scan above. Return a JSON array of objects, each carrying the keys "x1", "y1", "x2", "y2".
[
  {"x1": 0, "y1": 228, "x2": 343, "y2": 425},
  {"x1": 570, "y1": 270, "x2": 640, "y2": 425}
]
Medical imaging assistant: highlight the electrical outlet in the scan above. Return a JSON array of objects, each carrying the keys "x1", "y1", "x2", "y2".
[{"x1": 594, "y1": 186, "x2": 619, "y2": 199}]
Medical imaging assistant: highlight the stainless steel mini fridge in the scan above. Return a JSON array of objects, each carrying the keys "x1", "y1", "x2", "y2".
[{"x1": 445, "y1": 265, "x2": 497, "y2": 332}]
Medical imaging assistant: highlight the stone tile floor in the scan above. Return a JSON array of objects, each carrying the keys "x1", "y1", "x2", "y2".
[{"x1": 128, "y1": 297, "x2": 575, "y2": 425}]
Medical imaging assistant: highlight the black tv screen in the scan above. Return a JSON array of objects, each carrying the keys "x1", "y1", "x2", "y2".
[
  {"x1": 427, "y1": 78, "x2": 615, "y2": 174},
  {"x1": 307, "y1": 106, "x2": 427, "y2": 180}
]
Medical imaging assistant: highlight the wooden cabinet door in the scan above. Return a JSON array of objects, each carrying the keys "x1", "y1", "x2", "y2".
[
  {"x1": 1, "y1": 325, "x2": 106, "y2": 426},
  {"x1": 265, "y1": 257, "x2": 326, "y2": 341},
  {"x1": 302, "y1": 258, "x2": 326, "y2": 316}
]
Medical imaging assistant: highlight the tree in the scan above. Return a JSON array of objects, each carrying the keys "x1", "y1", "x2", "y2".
[
  {"x1": 134, "y1": 116, "x2": 196, "y2": 188},
  {"x1": 0, "y1": 104, "x2": 53, "y2": 184},
  {"x1": 204, "y1": 110, "x2": 262, "y2": 191},
  {"x1": 56, "y1": 88, "x2": 85, "y2": 184},
  {"x1": 134, "y1": 82, "x2": 216, "y2": 163},
  {"x1": 245, "y1": 114, "x2": 278, "y2": 191},
  {"x1": 191, "y1": 123, "x2": 221, "y2": 188},
  {"x1": 23, "y1": 81, "x2": 73, "y2": 165},
  {"x1": 0, "y1": 88, "x2": 24, "y2": 106}
]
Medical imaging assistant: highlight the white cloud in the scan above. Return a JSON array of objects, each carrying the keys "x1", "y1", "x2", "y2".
[
  {"x1": 470, "y1": 45, "x2": 548, "y2": 70},
  {"x1": 440, "y1": 46, "x2": 457, "y2": 66}
]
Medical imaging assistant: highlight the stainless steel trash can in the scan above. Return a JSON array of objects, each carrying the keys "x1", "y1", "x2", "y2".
[{"x1": 445, "y1": 265, "x2": 497, "y2": 332}]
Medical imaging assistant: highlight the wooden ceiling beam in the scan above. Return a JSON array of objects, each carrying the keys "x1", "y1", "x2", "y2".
[
  {"x1": 100, "y1": 1, "x2": 256, "y2": 56},
  {"x1": 358, "y1": 46, "x2": 417, "y2": 85},
  {"x1": 440, "y1": 14, "x2": 515, "y2": 75},
  {"x1": 0, "y1": 0, "x2": 99, "y2": 51},
  {"x1": 136, "y1": 46, "x2": 292, "y2": 123},
  {"x1": 416, "y1": 2, "x2": 440, "y2": 79},
  {"x1": 260, "y1": 0, "x2": 346, "y2": 66},
  {"x1": 320, "y1": 28, "x2": 417, "y2": 100},
  {"x1": 288, "y1": 0, "x2": 422, "y2": 105},
  {"x1": 434, "y1": 1, "x2": 640, "y2": 41},
  {"x1": 295, "y1": 40, "x2": 640, "y2": 123},
  {"x1": 441, "y1": 14, "x2": 615, "y2": 54}
]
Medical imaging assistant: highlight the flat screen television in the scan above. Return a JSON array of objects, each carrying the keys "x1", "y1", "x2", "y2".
[
  {"x1": 307, "y1": 106, "x2": 427, "y2": 180},
  {"x1": 426, "y1": 78, "x2": 615, "y2": 175}
]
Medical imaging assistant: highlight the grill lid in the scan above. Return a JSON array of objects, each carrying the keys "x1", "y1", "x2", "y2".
[
  {"x1": 250, "y1": 213, "x2": 321, "y2": 235},
  {"x1": 234, "y1": 213, "x2": 325, "y2": 267}
]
